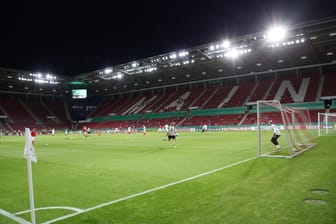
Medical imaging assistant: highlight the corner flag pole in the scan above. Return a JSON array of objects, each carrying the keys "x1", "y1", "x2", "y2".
[
  {"x1": 26, "y1": 155, "x2": 36, "y2": 224},
  {"x1": 24, "y1": 128, "x2": 37, "y2": 224}
]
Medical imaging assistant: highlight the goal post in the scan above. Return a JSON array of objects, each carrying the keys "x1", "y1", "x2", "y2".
[
  {"x1": 257, "y1": 100, "x2": 316, "y2": 158},
  {"x1": 318, "y1": 112, "x2": 336, "y2": 136}
]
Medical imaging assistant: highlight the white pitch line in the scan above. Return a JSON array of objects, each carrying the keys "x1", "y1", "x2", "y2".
[
  {"x1": 15, "y1": 206, "x2": 84, "y2": 215},
  {"x1": 0, "y1": 209, "x2": 30, "y2": 224},
  {"x1": 42, "y1": 156, "x2": 257, "y2": 224}
]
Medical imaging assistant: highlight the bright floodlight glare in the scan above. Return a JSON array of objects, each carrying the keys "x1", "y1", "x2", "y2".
[
  {"x1": 170, "y1": 53, "x2": 177, "y2": 59},
  {"x1": 266, "y1": 26, "x2": 287, "y2": 42},
  {"x1": 221, "y1": 40, "x2": 230, "y2": 48},
  {"x1": 104, "y1": 68, "x2": 113, "y2": 74},
  {"x1": 224, "y1": 49, "x2": 239, "y2": 59}
]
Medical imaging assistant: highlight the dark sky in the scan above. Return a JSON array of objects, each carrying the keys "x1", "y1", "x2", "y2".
[{"x1": 1, "y1": 0, "x2": 335, "y2": 76}]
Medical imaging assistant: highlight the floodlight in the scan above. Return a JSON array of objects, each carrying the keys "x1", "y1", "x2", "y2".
[
  {"x1": 266, "y1": 26, "x2": 287, "y2": 42},
  {"x1": 221, "y1": 40, "x2": 230, "y2": 48},
  {"x1": 170, "y1": 53, "x2": 177, "y2": 59},
  {"x1": 224, "y1": 49, "x2": 239, "y2": 59},
  {"x1": 104, "y1": 68, "x2": 113, "y2": 74},
  {"x1": 178, "y1": 51, "x2": 188, "y2": 57}
]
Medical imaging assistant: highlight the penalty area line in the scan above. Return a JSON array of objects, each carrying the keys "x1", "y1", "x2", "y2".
[{"x1": 42, "y1": 156, "x2": 257, "y2": 224}]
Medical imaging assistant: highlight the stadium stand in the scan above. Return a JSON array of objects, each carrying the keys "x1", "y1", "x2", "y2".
[
  {"x1": 321, "y1": 72, "x2": 336, "y2": 97},
  {"x1": 0, "y1": 96, "x2": 42, "y2": 131},
  {"x1": 1, "y1": 18, "x2": 336, "y2": 133},
  {"x1": 247, "y1": 78, "x2": 273, "y2": 103}
]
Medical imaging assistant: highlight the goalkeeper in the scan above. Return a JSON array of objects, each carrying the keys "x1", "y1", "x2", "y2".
[{"x1": 269, "y1": 121, "x2": 281, "y2": 149}]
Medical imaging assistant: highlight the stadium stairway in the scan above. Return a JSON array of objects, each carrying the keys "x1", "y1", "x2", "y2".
[
  {"x1": 316, "y1": 74, "x2": 325, "y2": 101},
  {"x1": 199, "y1": 87, "x2": 219, "y2": 109},
  {"x1": 155, "y1": 92, "x2": 178, "y2": 112},
  {"x1": 0, "y1": 122, "x2": 6, "y2": 131},
  {"x1": 122, "y1": 96, "x2": 146, "y2": 115},
  {"x1": 19, "y1": 100, "x2": 46, "y2": 129},
  {"x1": 187, "y1": 88, "x2": 207, "y2": 110},
  {"x1": 0, "y1": 105, "x2": 14, "y2": 123},
  {"x1": 218, "y1": 86, "x2": 239, "y2": 108},
  {"x1": 40, "y1": 101, "x2": 62, "y2": 123},
  {"x1": 238, "y1": 112, "x2": 250, "y2": 125},
  {"x1": 5, "y1": 123, "x2": 13, "y2": 132},
  {"x1": 244, "y1": 81, "x2": 260, "y2": 104}
]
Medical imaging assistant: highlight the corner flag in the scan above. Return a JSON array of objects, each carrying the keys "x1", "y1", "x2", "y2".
[
  {"x1": 23, "y1": 128, "x2": 37, "y2": 224},
  {"x1": 24, "y1": 128, "x2": 37, "y2": 163}
]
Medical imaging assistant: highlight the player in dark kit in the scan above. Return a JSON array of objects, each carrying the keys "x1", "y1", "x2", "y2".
[
  {"x1": 166, "y1": 124, "x2": 177, "y2": 147},
  {"x1": 269, "y1": 121, "x2": 281, "y2": 149}
]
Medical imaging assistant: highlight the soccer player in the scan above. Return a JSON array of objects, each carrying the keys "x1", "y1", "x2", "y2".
[
  {"x1": 201, "y1": 124, "x2": 207, "y2": 132},
  {"x1": 51, "y1": 128, "x2": 55, "y2": 136},
  {"x1": 82, "y1": 126, "x2": 88, "y2": 138},
  {"x1": 269, "y1": 121, "x2": 281, "y2": 149},
  {"x1": 31, "y1": 128, "x2": 37, "y2": 145},
  {"x1": 167, "y1": 124, "x2": 177, "y2": 147},
  {"x1": 143, "y1": 125, "x2": 146, "y2": 135}
]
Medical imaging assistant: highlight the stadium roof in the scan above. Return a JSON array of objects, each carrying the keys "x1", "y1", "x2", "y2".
[{"x1": 1, "y1": 16, "x2": 336, "y2": 96}]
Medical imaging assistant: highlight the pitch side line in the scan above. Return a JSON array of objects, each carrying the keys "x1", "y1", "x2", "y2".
[
  {"x1": 43, "y1": 156, "x2": 257, "y2": 224},
  {"x1": 0, "y1": 209, "x2": 30, "y2": 224}
]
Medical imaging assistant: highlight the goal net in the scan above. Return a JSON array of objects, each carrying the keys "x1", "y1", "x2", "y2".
[
  {"x1": 257, "y1": 100, "x2": 316, "y2": 158},
  {"x1": 318, "y1": 112, "x2": 336, "y2": 136}
]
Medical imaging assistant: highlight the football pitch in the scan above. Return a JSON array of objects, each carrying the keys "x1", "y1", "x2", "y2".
[{"x1": 0, "y1": 131, "x2": 335, "y2": 224}]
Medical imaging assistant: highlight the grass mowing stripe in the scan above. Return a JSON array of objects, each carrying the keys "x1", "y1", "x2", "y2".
[{"x1": 42, "y1": 156, "x2": 257, "y2": 224}]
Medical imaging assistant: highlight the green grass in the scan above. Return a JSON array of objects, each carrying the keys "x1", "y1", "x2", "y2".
[{"x1": 0, "y1": 131, "x2": 335, "y2": 224}]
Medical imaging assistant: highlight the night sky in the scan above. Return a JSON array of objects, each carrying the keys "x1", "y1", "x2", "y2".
[{"x1": 1, "y1": 0, "x2": 335, "y2": 76}]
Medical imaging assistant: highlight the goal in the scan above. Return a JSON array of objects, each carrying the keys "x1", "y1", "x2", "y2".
[
  {"x1": 257, "y1": 100, "x2": 316, "y2": 158},
  {"x1": 318, "y1": 112, "x2": 336, "y2": 136}
]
